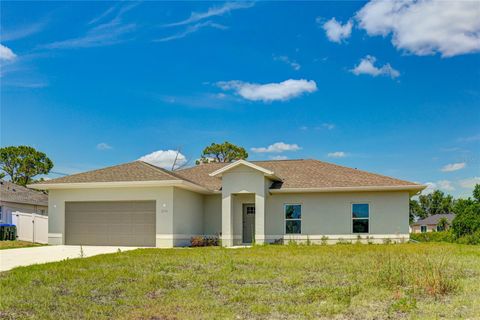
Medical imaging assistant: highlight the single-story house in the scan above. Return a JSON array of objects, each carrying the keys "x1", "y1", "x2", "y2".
[
  {"x1": 30, "y1": 159, "x2": 426, "y2": 247},
  {"x1": 410, "y1": 213, "x2": 455, "y2": 233},
  {"x1": 0, "y1": 180, "x2": 48, "y2": 224}
]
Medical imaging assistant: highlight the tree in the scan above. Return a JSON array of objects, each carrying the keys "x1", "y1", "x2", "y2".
[
  {"x1": 197, "y1": 142, "x2": 248, "y2": 164},
  {"x1": 453, "y1": 198, "x2": 475, "y2": 215},
  {"x1": 0, "y1": 146, "x2": 54, "y2": 186},
  {"x1": 409, "y1": 199, "x2": 426, "y2": 223},
  {"x1": 419, "y1": 190, "x2": 453, "y2": 215},
  {"x1": 473, "y1": 184, "x2": 480, "y2": 203},
  {"x1": 451, "y1": 203, "x2": 480, "y2": 238},
  {"x1": 437, "y1": 217, "x2": 450, "y2": 232}
]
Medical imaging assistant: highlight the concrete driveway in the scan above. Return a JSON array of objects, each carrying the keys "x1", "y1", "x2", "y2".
[{"x1": 0, "y1": 245, "x2": 139, "y2": 272}]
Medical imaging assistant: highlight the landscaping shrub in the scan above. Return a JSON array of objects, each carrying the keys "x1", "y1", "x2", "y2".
[
  {"x1": 410, "y1": 230, "x2": 454, "y2": 243},
  {"x1": 190, "y1": 235, "x2": 219, "y2": 247},
  {"x1": 456, "y1": 229, "x2": 480, "y2": 245}
]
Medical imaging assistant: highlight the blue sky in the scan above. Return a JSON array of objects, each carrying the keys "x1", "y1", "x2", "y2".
[{"x1": 1, "y1": 1, "x2": 479, "y2": 197}]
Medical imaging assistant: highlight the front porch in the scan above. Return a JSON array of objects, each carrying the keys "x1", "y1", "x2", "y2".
[{"x1": 221, "y1": 192, "x2": 266, "y2": 246}]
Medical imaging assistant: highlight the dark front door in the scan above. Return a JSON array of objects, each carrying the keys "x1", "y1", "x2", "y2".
[{"x1": 242, "y1": 204, "x2": 255, "y2": 244}]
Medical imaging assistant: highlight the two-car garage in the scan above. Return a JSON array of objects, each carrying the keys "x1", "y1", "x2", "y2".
[{"x1": 65, "y1": 200, "x2": 156, "y2": 247}]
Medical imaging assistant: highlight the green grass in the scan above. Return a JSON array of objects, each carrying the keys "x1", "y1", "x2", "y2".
[
  {"x1": 0, "y1": 240, "x2": 45, "y2": 250},
  {"x1": 1, "y1": 243, "x2": 479, "y2": 319}
]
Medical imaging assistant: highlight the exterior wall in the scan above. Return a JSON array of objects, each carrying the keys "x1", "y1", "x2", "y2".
[
  {"x1": 0, "y1": 201, "x2": 48, "y2": 224},
  {"x1": 203, "y1": 194, "x2": 221, "y2": 235},
  {"x1": 411, "y1": 224, "x2": 438, "y2": 233},
  {"x1": 265, "y1": 191, "x2": 410, "y2": 243},
  {"x1": 48, "y1": 187, "x2": 174, "y2": 247},
  {"x1": 221, "y1": 165, "x2": 268, "y2": 245},
  {"x1": 172, "y1": 187, "x2": 204, "y2": 246}
]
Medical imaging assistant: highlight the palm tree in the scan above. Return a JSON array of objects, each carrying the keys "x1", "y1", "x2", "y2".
[{"x1": 437, "y1": 217, "x2": 450, "y2": 232}]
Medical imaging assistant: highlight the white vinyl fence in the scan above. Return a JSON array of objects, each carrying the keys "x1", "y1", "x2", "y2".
[{"x1": 11, "y1": 212, "x2": 48, "y2": 244}]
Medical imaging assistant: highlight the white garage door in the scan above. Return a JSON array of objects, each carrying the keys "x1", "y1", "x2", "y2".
[{"x1": 65, "y1": 201, "x2": 156, "y2": 247}]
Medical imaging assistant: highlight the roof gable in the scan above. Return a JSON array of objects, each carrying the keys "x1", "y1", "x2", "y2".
[{"x1": 209, "y1": 160, "x2": 277, "y2": 178}]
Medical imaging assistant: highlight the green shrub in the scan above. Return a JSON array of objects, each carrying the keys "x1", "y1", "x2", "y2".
[
  {"x1": 410, "y1": 230, "x2": 454, "y2": 243},
  {"x1": 456, "y1": 229, "x2": 480, "y2": 245}
]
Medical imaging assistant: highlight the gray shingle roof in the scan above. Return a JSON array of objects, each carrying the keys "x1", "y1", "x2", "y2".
[
  {"x1": 176, "y1": 159, "x2": 420, "y2": 191},
  {"x1": 411, "y1": 214, "x2": 456, "y2": 226},
  {"x1": 36, "y1": 161, "x2": 185, "y2": 184},
  {"x1": 0, "y1": 180, "x2": 48, "y2": 206},
  {"x1": 33, "y1": 159, "x2": 422, "y2": 192}
]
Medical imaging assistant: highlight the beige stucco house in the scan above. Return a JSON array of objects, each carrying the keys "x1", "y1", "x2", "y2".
[
  {"x1": 30, "y1": 159, "x2": 425, "y2": 247},
  {"x1": 0, "y1": 180, "x2": 48, "y2": 224},
  {"x1": 410, "y1": 213, "x2": 455, "y2": 233}
]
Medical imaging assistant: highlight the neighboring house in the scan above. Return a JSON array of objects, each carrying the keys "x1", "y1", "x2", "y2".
[
  {"x1": 410, "y1": 214, "x2": 455, "y2": 233},
  {"x1": 30, "y1": 159, "x2": 425, "y2": 247},
  {"x1": 0, "y1": 180, "x2": 48, "y2": 224}
]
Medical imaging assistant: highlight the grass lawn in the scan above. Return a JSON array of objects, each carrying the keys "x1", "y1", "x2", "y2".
[
  {"x1": 1, "y1": 243, "x2": 479, "y2": 319},
  {"x1": 0, "y1": 240, "x2": 45, "y2": 250}
]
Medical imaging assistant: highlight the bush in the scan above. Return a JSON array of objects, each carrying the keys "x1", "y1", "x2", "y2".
[
  {"x1": 190, "y1": 235, "x2": 219, "y2": 247},
  {"x1": 456, "y1": 229, "x2": 480, "y2": 245},
  {"x1": 410, "y1": 230, "x2": 454, "y2": 243}
]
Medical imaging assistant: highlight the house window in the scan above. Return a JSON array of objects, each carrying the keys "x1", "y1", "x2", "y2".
[
  {"x1": 0, "y1": 206, "x2": 2, "y2": 221},
  {"x1": 421, "y1": 225, "x2": 427, "y2": 233},
  {"x1": 246, "y1": 206, "x2": 255, "y2": 215},
  {"x1": 285, "y1": 204, "x2": 301, "y2": 234},
  {"x1": 352, "y1": 203, "x2": 369, "y2": 233}
]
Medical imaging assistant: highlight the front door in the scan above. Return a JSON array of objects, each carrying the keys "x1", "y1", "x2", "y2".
[{"x1": 242, "y1": 204, "x2": 256, "y2": 244}]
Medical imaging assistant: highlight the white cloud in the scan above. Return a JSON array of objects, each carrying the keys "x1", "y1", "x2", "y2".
[
  {"x1": 273, "y1": 55, "x2": 301, "y2": 70},
  {"x1": 458, "y1": 134, "x2": 480, "y2": 143},
  {"x1": 164, "y1": 2, "x2": 254, "y2": 27},
  {"x1": 155, "y1": 21, "x2": 227, "y2": 42},
  {"x1": 459, "y1": 177, "x2": 480, "y2": 189},
  {"x1": 1, "y1": 20, "x2": 47, "y2": 42},
  {"x1": 270, "y1": 155, "x2": 288, "y2": 160},
  {"x1": 0, "y1": 44, "x2": 17, "y2": 61},
  {"x1": 356, "y1": 0, "x2": 480, "y2": 57},
  {"x1": 322, "y1": 123, "x2": 335, "y2": 130},
  {"x1": 138, "y1": 150, "x2": 187, "y2": 170},
  {"x1": 441, "y1": 162, "x2": 466, "y2": 172},
  {"x1": 43, "y1": 3, "x2": 138, "y2": 49},
  {"x1": 96, "y1": 142, "x2": 113, "y2": 150},
  {"x1": 327, "y1": 151, "x2": 347, "y2": 158},
  {"x1": 322, "y1": 18, "x2": 353, "y2": 43},
  {"x1": 351, "y1": 55, "x2": 400, "y2": 78},
  {"x1": 251, "y1": 142, "x2": 301, "y2": 153},
  {"x1": 217, "y1": 79, "x2": 317, "y2": 102},
  {"x1": 422, "y1": 182, "x2": 437, "y2": 194},
  {"x1": 437, "y1": 180, "x2": 455, "y2": 191}
]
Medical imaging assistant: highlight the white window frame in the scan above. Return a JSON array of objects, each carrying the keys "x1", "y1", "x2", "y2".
[
  {"x1": 351, "y1": 203, "x2": 370, "y2": 234},
  {"x1": 284, "y1": 203, "x2": 302, "y2": 235},
  {"x1": 421, "y1": 225, "x2": 427, "y2": 233}
]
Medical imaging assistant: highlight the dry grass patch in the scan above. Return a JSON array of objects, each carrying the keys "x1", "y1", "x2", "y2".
[
  {"x1": 0, "y1": 243, "x2": 479, "y2": 320},
  {"x1": 0, "y1": 240, "x2": 45, "y2": 250}
]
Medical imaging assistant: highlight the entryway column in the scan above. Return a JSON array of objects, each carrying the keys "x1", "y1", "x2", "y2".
[
  {"x1": 255, "y1": 193, "x2": 266, "y2": 244},
  {"x1": 221, "y1": 193, "x2": 234, "y2": 247}
]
